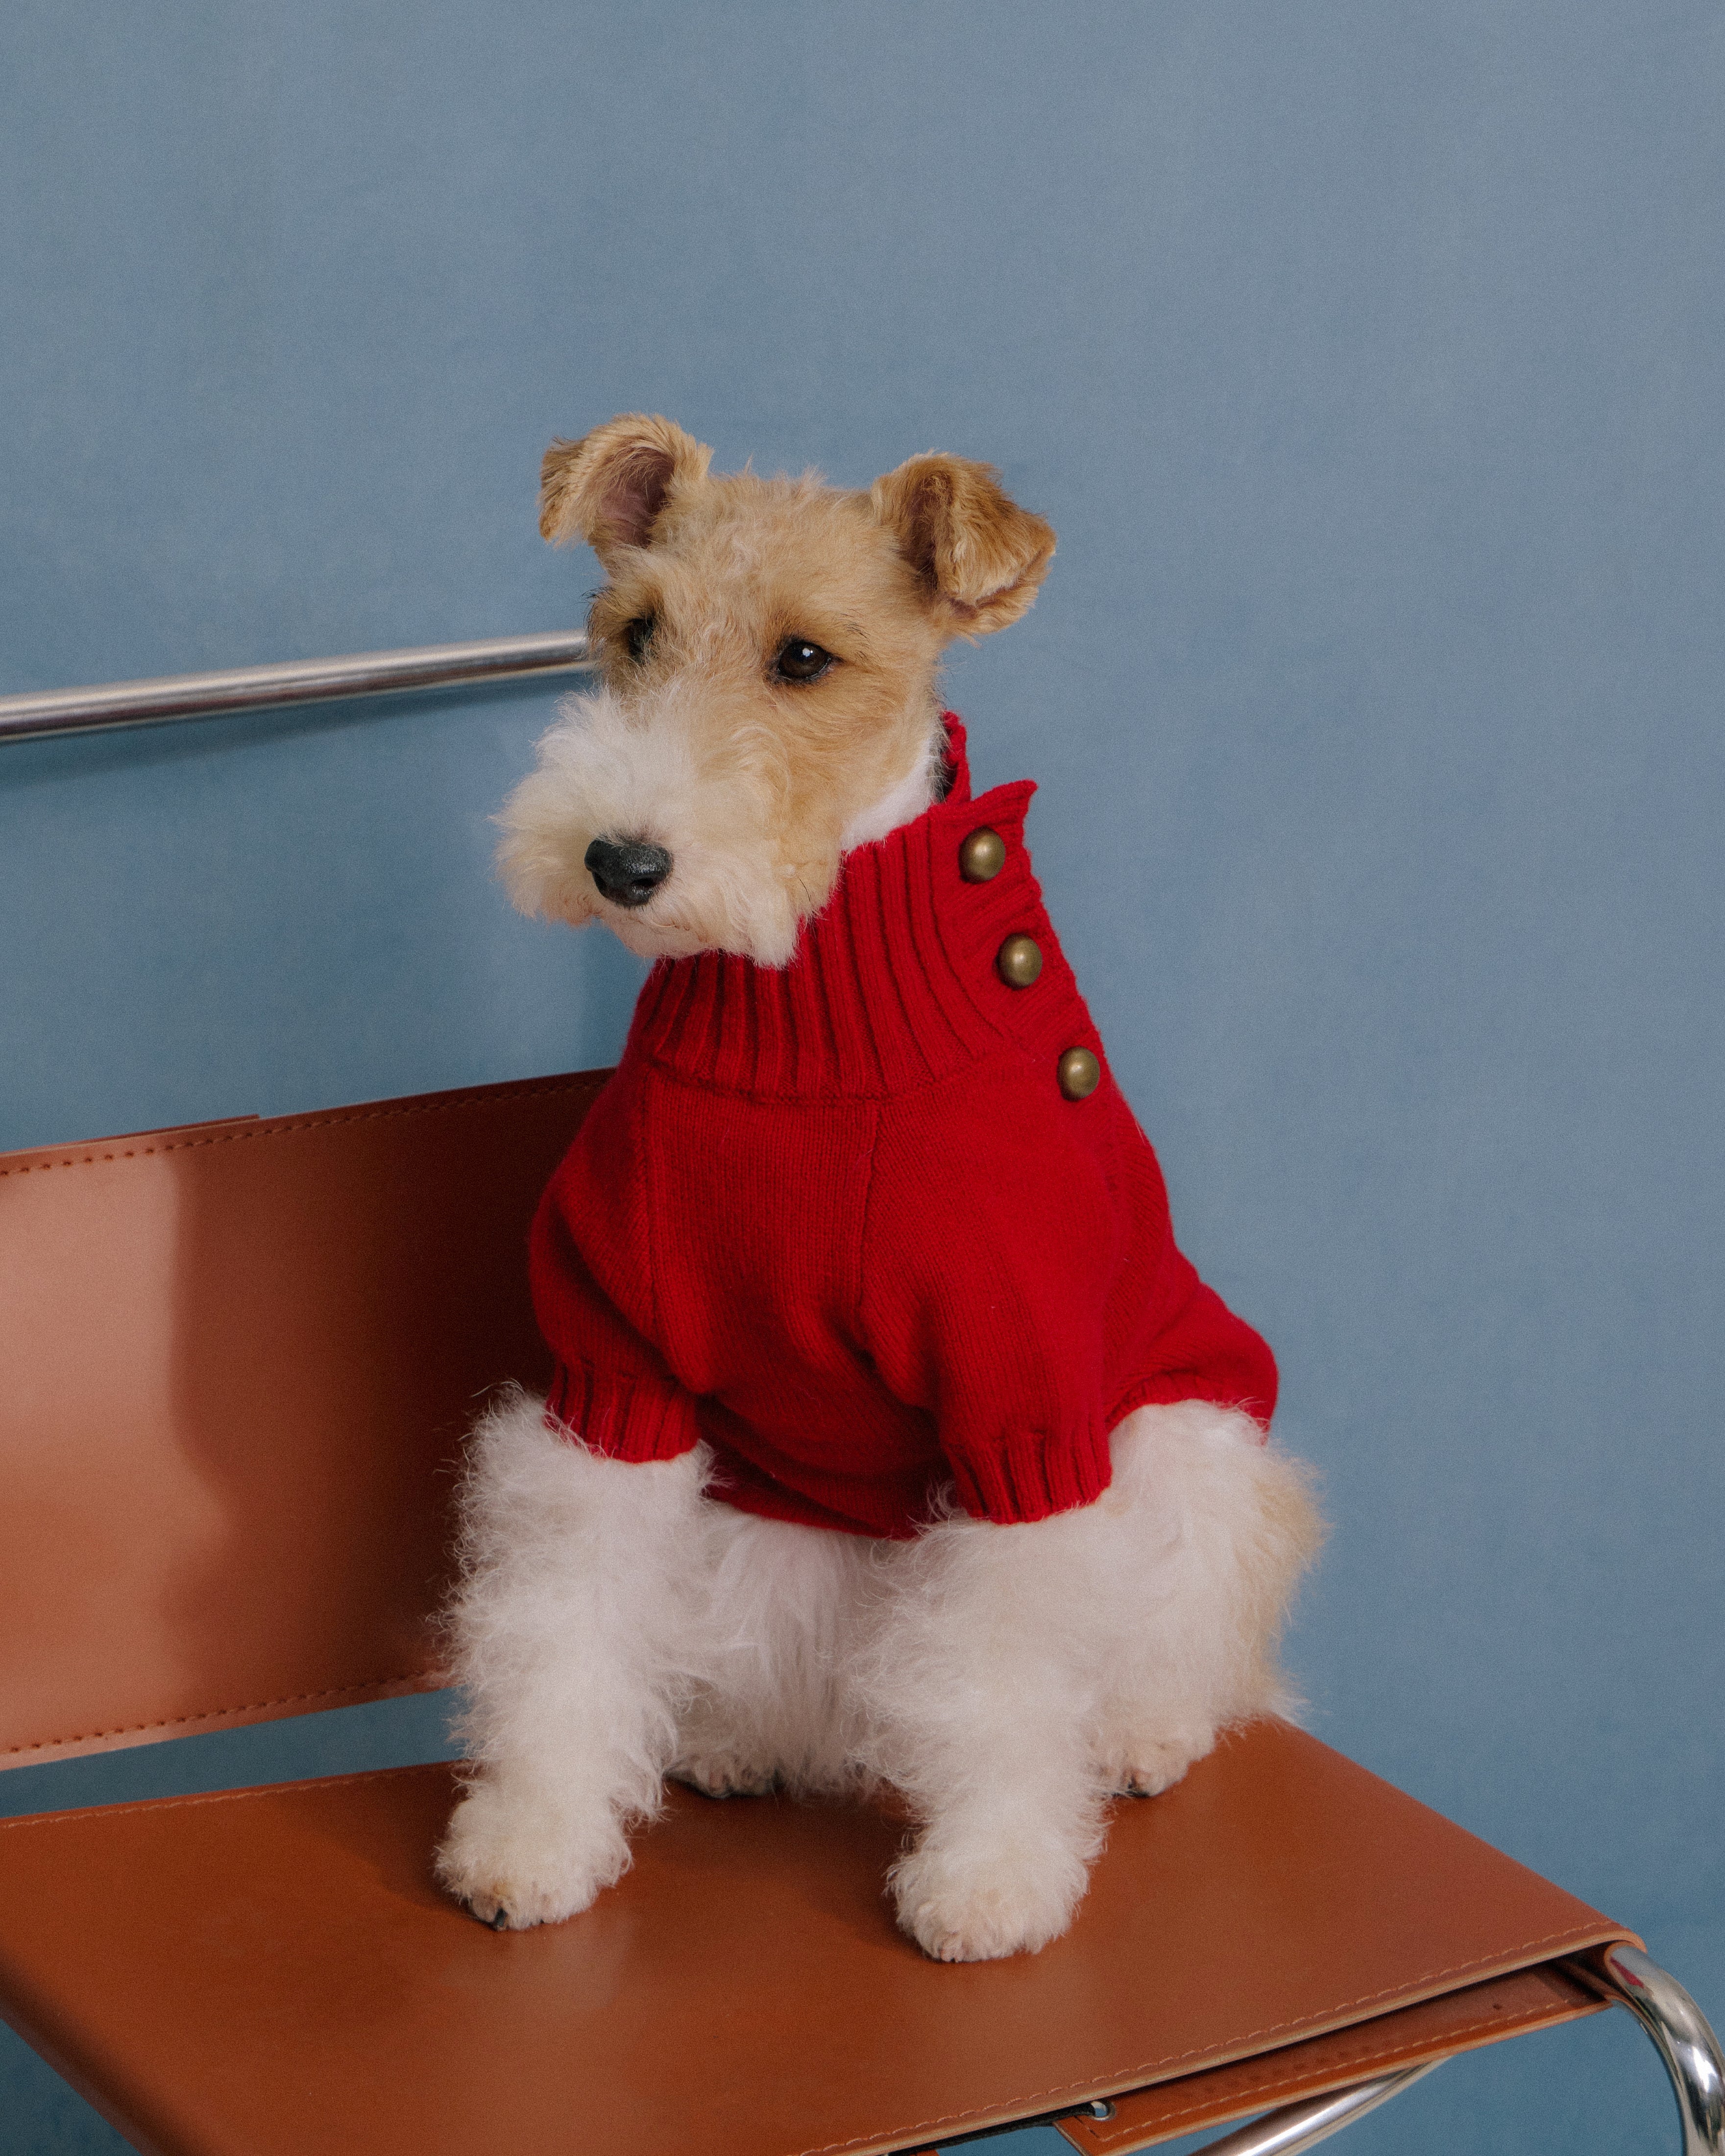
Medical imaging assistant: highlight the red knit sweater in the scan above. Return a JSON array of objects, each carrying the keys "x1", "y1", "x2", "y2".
[{"x1": 530, "y1": 719, "x2": 1276, "y2": 1539}]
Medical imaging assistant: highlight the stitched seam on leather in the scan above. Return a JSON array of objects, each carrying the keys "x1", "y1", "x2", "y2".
[
  {"x1": 1097, "y1": 1994, "x2": 1593, "y2": 2140},
  {"x1": 1, "y1": 1673, "x2": 437, "y2": 1757},
  {"x1": 0, "y1": 1762, "x2": 438, "y2": 1831},
  {"x1": 0, "y1": 1073, "x2": 606, "y2": 1180},
  {"x1": 789, "y1": 1928, "x2": 1627, "y2": 2156}
]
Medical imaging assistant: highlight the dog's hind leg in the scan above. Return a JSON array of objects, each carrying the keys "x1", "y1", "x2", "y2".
[
  {"x1": 672, "y1": 1506, "x2": 872, "y2": 1800},
  {"x1": 1088, "y1": 1403, "x2": 1323, "y2": 1801},
  {"x1": 434, "y1": 1389, "x2": 710, "y2": 1931},
  {"x1": 854, "y1": 1405, "x2": 1321, "y2": 1962}
]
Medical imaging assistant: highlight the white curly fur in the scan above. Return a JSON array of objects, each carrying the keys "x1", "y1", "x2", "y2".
[
  {"x1": 495, "y1": 681, "x2": 822, "y2": 968},
  {"x1": 437, "y1": 1391, "x2": 1320, "y2": 1957}
]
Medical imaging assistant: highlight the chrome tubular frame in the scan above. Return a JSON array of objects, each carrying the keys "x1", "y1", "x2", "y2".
[
  {"x1": 1595, "y1": 1945, "x2": 1725, "y2": 2156},
  {"x1": 0, "y1": 631, "x2": 595, "y2": 744},
  {"x1": 1179, "y1": 2060, "x2": 1441, "y2": 2156}
]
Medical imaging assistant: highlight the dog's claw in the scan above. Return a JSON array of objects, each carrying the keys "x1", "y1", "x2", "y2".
[{"x1": 489, "y1": 1905, "x2": 510, "y2": 1931}]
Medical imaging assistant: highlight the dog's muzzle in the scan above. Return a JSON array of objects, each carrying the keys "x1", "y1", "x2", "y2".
[{"x1": 585, "y1": 837, "x2": 673, "y2": 908}]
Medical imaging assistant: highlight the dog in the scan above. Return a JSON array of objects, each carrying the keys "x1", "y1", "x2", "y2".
[{"x1": 434, "y1": 416, "x2": 1321, "y2": 1962}]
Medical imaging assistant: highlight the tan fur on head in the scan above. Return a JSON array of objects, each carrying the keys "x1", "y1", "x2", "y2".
[{"x1": 502, "y1": 418, "x2": 1054, "y2": 968}]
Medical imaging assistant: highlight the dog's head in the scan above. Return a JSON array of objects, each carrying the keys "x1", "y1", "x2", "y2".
[{"x1": 496, "y1": 416, "x2": 1055, "y2": 967}]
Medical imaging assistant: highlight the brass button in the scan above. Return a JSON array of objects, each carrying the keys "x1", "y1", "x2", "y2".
[
  {"x1": 996, "y1": 934, "x2": 1043, "y2": 988},
  {"x1": 1057, "y1": 1047, "x2": 1102, "y2": 1100},
  {"x1": 959, "y1": 827, "x2": 1006, "y2": 882}
]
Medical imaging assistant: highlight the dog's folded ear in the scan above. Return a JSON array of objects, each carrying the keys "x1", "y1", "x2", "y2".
[
  {"x1": 540, "y1": 415, "x2": 714, "y2": 559},
  {"x1": 870, "y1": 454, "x2": 1055, "y2": 636}
]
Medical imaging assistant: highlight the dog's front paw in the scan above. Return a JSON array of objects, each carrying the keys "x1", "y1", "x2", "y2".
[
  {"x1": 434, "y1": 1779, "x2": 630, "y2": 1932},
  {"x1": 1100, "y1": 1724, "x2": 1215, "y2": 1799},
  {"x1": 890, "y1": 1830, "x2": 1088, "y2": 1963}
]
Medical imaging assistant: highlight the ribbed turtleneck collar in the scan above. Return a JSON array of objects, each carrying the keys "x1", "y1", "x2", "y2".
[{"x1": 625, "y1": 716, "x2": 1100, "y2": 1102}]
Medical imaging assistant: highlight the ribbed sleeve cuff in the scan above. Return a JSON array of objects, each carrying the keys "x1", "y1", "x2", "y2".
[
  {"x1": 945, "y1": 1418, "x2": 1113, "y2": 1524},
  {"x1": 545, "y1": 1358, "x2": 700, "y2": 1462}
]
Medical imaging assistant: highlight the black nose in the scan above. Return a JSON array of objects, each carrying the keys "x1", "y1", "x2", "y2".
[{"x1": 584, "y1": 836, "x2": 673, "y2": 908}]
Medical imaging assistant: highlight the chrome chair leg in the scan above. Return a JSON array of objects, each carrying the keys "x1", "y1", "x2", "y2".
[
  {"x1": 1596, "y1": 1944, "x2": 1725, "y2": 2156},
  {"x1": 1184, "y1": 2062, "x2": 1441, "y2": 2156}
]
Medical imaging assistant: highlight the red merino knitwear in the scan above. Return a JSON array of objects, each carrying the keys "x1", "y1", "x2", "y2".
[{"x1": 530, "y1": 718, "x2": 1276, "y2": 1539}]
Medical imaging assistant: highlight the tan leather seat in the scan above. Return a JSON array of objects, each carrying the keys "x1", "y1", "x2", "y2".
[{"x1": 0, "y1": 1077, "x2": 1708, "y2": 2156}]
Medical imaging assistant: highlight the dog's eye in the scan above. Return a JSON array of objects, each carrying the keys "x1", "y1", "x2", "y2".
[
  {"x1": 624, "y1": 615, "x2": 655, "y2": 662},
  {"x1": 775, "y1": 637, "x2": 835, "y2": 684}
]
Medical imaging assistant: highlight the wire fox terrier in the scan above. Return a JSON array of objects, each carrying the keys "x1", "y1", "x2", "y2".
[{"x1": 435, "y1": 415, "x2": 1321, "y2": 1962}]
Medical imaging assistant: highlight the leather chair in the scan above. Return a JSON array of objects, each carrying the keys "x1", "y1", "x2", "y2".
[{"x1": 1, "y1": 1073, "x2": 1718, "y2": 2156}]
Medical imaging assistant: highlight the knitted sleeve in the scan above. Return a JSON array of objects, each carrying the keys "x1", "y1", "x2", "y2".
[
  {"x1": 528, "y1": 1084, "x2": 702, "y2": 1465},
  {"x1": 856, "y1": 1062, "x2": 1120, "y2": 1523}
]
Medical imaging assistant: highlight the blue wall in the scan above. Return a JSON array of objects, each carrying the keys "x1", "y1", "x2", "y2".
[{"x1": 3, "y1": 4, "x2": 1721, "y2": 2150}]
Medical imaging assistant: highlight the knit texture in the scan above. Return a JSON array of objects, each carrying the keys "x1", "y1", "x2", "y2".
[{"x1": 531, "y1": 718, "x2": 1277, "y2": 1539}]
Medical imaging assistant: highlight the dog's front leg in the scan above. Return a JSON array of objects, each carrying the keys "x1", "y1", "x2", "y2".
[
  {"x1": 857, "y1": 1510, "x2": 1108, "y2": 1963},
  {"x1": 434, "y1": 1392, "x2": 708, "y2": 1931}
]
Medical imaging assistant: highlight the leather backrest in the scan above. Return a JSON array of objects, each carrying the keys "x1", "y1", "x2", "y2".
[{"x1": 0, "y1": 1073, "x2": 604, "y2": 1768}]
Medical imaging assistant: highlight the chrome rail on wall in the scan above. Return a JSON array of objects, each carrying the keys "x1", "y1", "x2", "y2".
[{"x1": 0, "y1": 631, "x2": 595, "y2": 744}]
